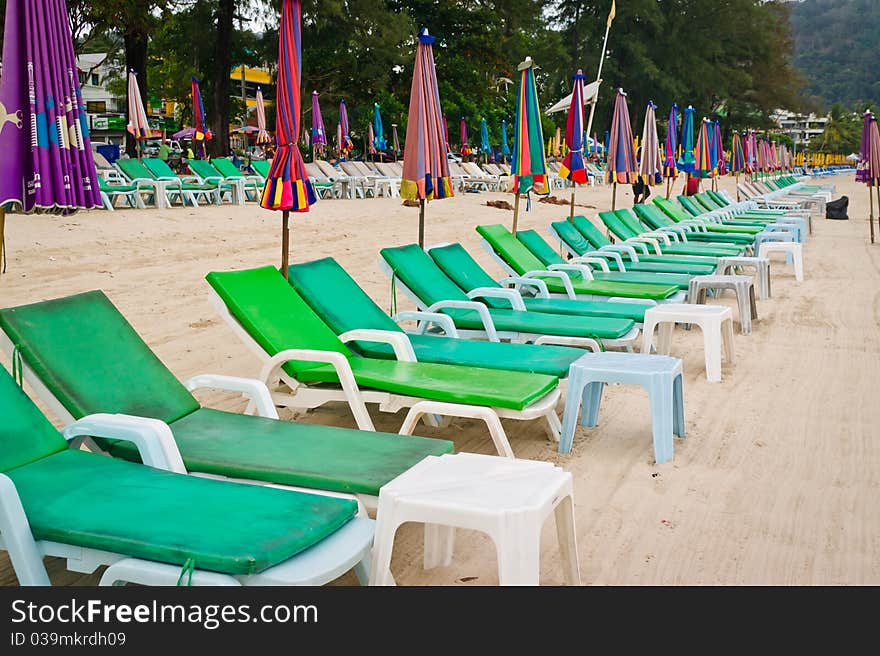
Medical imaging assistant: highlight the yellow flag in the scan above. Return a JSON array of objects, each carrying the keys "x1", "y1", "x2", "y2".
[{"x1": 607, "y1": 0, "x2": 616, "y2": 28}]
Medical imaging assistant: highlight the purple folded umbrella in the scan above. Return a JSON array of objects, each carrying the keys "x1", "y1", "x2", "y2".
[{"x1": 0, "y1": 0, "x2": 101, "y2": 213}]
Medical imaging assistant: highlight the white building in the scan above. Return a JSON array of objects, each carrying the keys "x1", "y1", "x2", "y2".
[
  {"x1": 771, "y1": 110, "x2": 829, "y2": 149},
  {"x1": 76, "y1": 53, "x2": 126, "y2": 144}
]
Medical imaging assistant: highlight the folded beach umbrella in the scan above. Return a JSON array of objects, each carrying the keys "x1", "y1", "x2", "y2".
[
  {"x1": 400, "y1": 27, "x2": 453, "y2": 247},
  {"x1": 127, "y1": 70, "x2": 151, "y2": 158},
  {"x1": 557, "y1": 70, "x2": 589, "y2": 219},
  {"x1": 338, "y1": 99, "x2": 353, "y2": 157},
  {"x1": 256, "y1": 87, "x2": 272, "y2": 145},
  {"x1": 730, "y1": 131, "x2": 745, "y2": 197},
  {"x1": 368, "y1": 124, "x2": 376, "y2": 156},
  {"x1": 309, "y1": 91, "x2": 326, "y2": 155},
  {"x1": 663, "y1": 103, "x2": 679, "y2": 189},
  {"x1": 373, "y1": 103, "x2": 387, "y2": 152},
  {"x1": 638, "y1": 101, "x2": 663, "y2": 189},
  {"x1": 770, "y1": 141, "x2": 779, "y2": 174},
  {"x1": 676, "y1": 105, "x2": 696, "y2": 178},
  {"x1": 555, "y1": 126, "x2": 562, "y2": 158},
  {"x1": 0, "y1": 0, "x2": 102, "y2": 271},
  {"x1": 606, "y1": 88, "x2": 637, "y2": 209},
  {"x1": 480, "y1": 118, "x2": 491, "y2": 160},
  {"x1": 695, "y1": 118, "x2": 712, "y2": 182},
  {"x1": 510, "y1": 56, "x2": 549, "y2": 232},
  {"x1": 442, "y1": 114, "x2": 450, "y2": 152},
  {"x1": 459, "y1": 117, "x2": 472, "y2": 157},
  {"x1": 865, "y1": 114, "x2": 880, "y2": 243},
  {"x1": 191, "y1": 77, "x2": 212, "y2": 158},
  {"x1": 259, "y1": 0, "x2": 315, "y2": 279},
  {"x1": 856, "y1": 110, "x2": 873, "y2": 184},
  {"x1": 391, "y1": 124, "x2": 400, "y2": 160},
  {"x1": 500, "y1": 119, "x2": 511, "y2": 163},
  {"x1": 713, "y1": 121, "x2": 725, "y2": 176}
]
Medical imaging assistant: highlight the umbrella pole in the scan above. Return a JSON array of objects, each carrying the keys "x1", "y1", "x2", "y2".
[
  {"x1": 281, "y1": 210, "x2": 290, "y2": 280},
  {"x1": 736, "y1": 173, "x2": 740, "y2": 201},
  {"x1": 512, "y1": 191, "x2": 521, "y2": 234},
  {"x1": 569, "y1": 191, "x2": 576, "y2": 222},
  {"x1": 611, "y1": 182, "x2": 617, "y2": 211},
  {"x1": 870, "y1": 184, "x2": 875, "y2": 244},
  {"x1": 0, "y1": 207, "x2": 5, "y2": 275},
  {"x1": 418, "y1": 199, "x2": 426, "y2": 248},
  {"x1": 665, "y1": 177, "x2": 671, "y2": 200}
]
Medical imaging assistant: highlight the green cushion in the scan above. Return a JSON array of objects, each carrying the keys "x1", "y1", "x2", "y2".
[
  {"x1": 379, "y1": 244, "x2": 472, "y2": 306},
  {"x1": 188, "y1": 159, "x2": 224, "y2": 180},
  {"x1": 209, "y1": 265, "x2": 559, "y2": 411},
  {"x1": 287, "y1": 257, "x2": 584, "y2": 378},
  {"x1": 551, "y1": 218, "x2": 595, "y2": 255},
  {"x1": 571, "y1": 215, "x2": 613, "y2": 248},
  {"x1": 694, "y1": 193, "x2": 723, "y2": 211},
  {"x1": 116, "y1": 158, "x2": 157, "y2": 182},
  {"x1": 98, "y1": 179, "x2": 137, "y2": 193},
  {"x1": 520, "y1": 297, "x2": 646, "y2": 321},
  {"x1": 0, "y1": 292, "x2": 200, "y2": 424},
  {"x1": 207, "y1": 266, "x2": 352, "y2": 377},
  {"x1": 0, "y1": 366, "x2": 67, "y2": 472},
  {"x1": 676, "y1": 195, "x2": 705, "y2": 217},
  {"x1": 143, "y1": 158, "x2": 218, "y2": 190},
  {"x1": 598, "y1": 212, "x2": 742, "y2": 257},
  {"x1": 105, "y1": 407, "x2": 452, "y2": 496},
  {"x1": 475, "y1": 224, "x2": 679, "y2": 300},
  {"x1": 250, "y1": 159, "x2": 271, "y2": 178},
  {"x1": 7, "y1": 449, "x2": 356, "y2": 576},
  {"x1": 211, "y1": 158, "x2": 247, "y2": 179}
]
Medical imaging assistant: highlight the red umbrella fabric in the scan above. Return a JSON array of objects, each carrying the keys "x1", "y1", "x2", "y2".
[{"x1": 606, "y1": 88, "x2": 637, "y2": 184}]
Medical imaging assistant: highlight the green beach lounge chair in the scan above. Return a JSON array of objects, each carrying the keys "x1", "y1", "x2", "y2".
[
  {"x1": 475, "y1": 224, "x2": 685, "y2": 301},
  {"x1": 0, "y1": 364, "x2": 375, "y2": 586},
  {"x1": 115, "y1": 158, "x2": 204, "y2": 208},
  {"x1": 98, "y1": 178, "x2": 145, "y2": 210},
  {"x1": 142, "y1": 157, "x2": 223, "y2": 206},
  {"x1": 250, "y1": 158, "x2": 272, "y2": 182},
  {"x1": 206, "y1": 266, "x2": 566, "y2": 457},
  {"x1": 379, "y1": 243, "x2": 641, "y2": 349},
  {"x1": 212, "y1": 157, "x2": 265, "y2": 199},
  {"x1": 0, "y1": 291, "x2": 453, "y2": 511},
  {"x1": 187, "y1": 158, "x2": 250, "y2": 204},
  {"x1": 286, "y1": 257, "x2": 590, "y2": 377},
  {"x1": 636, "y1": 202, "x2": 763, "y2": 240}
]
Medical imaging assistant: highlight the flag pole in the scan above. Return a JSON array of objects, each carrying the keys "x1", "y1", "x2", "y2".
[{"x1": 583, "y1": 1, "x2": 614, "y2": 166}]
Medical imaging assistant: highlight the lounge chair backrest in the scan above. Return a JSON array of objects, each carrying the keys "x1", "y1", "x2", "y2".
[
  {"x1": 92, "y1": 151, "x2": 114, "y2": 170},
  {"x1": 427, "y1": 244, "x2": 505, "y2": 301},
  {"x1": 0, "y1": 291, "x2": 200, "y2": 424},
  {"x1": 303, "y1": 162, "x2": 328, "y2": 181},
  {"x1": 597, "y1": 211, "x2": 639, "y2": 240},
  {"x1": 693, "y1": 193, "x2": 720, "y2": 211},
  {"x1": 0, "y1": 365, "x2": 67, "y2": 472},
  {"x1": 550, "y1": 219, "x2": 592, "y2": 255},
  {"x1": 675, "y1": 195, "x2": 703, "y2": 217},
  {"x1": 614, "y1": 209, "x2": 650, "y2": 234},
  {"x1": 205, "y1": 266, "x2": 352, "y2": 376},
  {"x1": 653, "y1": 197, "x2": 691, "y2": 222},
  {"x1": 374, "y1": 163, "x2": 398, "y2": 177},
  {"x1": 115, "y1": 158, "x2": 157, "y2": 181},
  {"x1": 461, "y1": 162, "x2": 486, "y2": 177},
  {"x1": 448, "y1": 162, "x2": 468, "y2": 177},
  {"x1": 339, "y1": 162, "x2": 363, "y2": 178},
  {"x1": 515, "y1": 230, "x2": 566, "y2": 266},
  {"x1": 379, "y1": 244, "x2": 471, "y2": 305},
  {"x1": 474, "y1": 224, "x2": 546, "y2": 275},
  {"x1": 188, "y1": 159, "x2": 223, "y2": 180},
  {"x1": 287, "y1": 258, "x2": 401, "y2": 335},
  {"x1": 571, "y1": 215, "x2": 612, "y2": 247},
  {"x1": 314, "y1": 160, "x2": 339, "y2": 178},
  {"x1": 706, "y1": 190, "x2": 729, "y2": 207},
  {"x1": 142, "y1": 158, "x2": 179, "y2": 178},
  {"x1": 211, "y1": 158, "x2": 246, "y2": 179},
  {"x1": 250, "y1": 159, "x2": 271, "y2": 178},
  {"x1": 632, "y1": 203, "x2": 673, "y2": 229}
]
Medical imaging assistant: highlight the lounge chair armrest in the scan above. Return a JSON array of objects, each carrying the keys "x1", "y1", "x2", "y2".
[
  {"x1": 520, "y1": 270, "x2": 577, "y2": 299},
  {"x1": 625, "y1": 237, "x2": 661, "y2": 254},
  {"x1": 607, "y1": 297, "x2": 658, "y2": 307},
  {"x1": 427, "y1": 300, "x2": 499, "y2": 341},
  {"x1": 500, "y1": 276, "x2": 550, "y2": 298},
  {"x1": 184, "y1": 374, "x2": 279, "y2": 419},
  {"x1": 201, "y1": 176, "x2": 225, "y2": 185},
  {"x1": 638, "y1": 231, "x2": 672, "y2": 245},
  {"x1": 548, "y1": 262, "x2": 594, "y2": 281},
  {"x1": 582, "y1": 249, "x2": 625, "y2": 270},
  {"x1": 570, "y1": 255, "x2": 611, "y2": 272},
  {"x1": 466, "y1": 287, "x2": 526, "y2": 311},
  {"x1": 600, "y1": 243, "x2": 641, "y2": 261},
  {"x1": 392, "y1": 311, "x2": 459, "y2": 337},
  {"x1": 533, "y1": 335, "x2": 602, "y2": 352},
  {"x1": 338, "y1": 329, "x2": 417, "y2": 362},
  {"x1": 62, "y1": 414, "x2": 186, "y2": 474}
]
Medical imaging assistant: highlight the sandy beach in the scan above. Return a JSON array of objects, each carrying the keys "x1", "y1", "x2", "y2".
[{"x1": 1, "y1": 172, "x2": 878, "y2": 586}]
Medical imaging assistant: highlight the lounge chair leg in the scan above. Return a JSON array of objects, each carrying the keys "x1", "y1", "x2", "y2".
[
  {"x1": 423, "y1": 524, "x2": 455, "y2": 569},
  {"x1": 554, "y1": 494, "x2": 581, "y2": 585},
  {"x1": 544, "y1": 410, "x2": 562, "y2": 443}
]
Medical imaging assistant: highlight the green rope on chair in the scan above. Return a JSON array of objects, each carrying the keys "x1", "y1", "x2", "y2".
[
  {"x1": 176, "y1": 558, "x2": 195, "y2": 586},
  {"x1": 11, "y1": 345, "x2": 22, "y2": 388}
]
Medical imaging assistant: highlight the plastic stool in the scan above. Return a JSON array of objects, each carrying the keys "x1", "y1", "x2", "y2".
[
  {"x1": 715, "y1": 256, "x2": 771, "y2": 299},
  {"x1": 758, "y1": 241, "x2": 803, "y2": 282},
  {"x1": 641, "y1": 303, "x2": 735, "y2": 382},
  {"x1": 687, "y1": 274, "x2": 758, "y2": 335},
  {"x1": 369, "y1": 453, "x2": 580, "y2": 586},
  {"x1": 560, "y1": 351, "x2": 684, "y2": 463}
]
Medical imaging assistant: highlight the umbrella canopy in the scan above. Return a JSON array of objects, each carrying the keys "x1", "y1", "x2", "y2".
[
  {"x1": 480, "y1": 118, "x2": 491, "y2": 156},
  {"x1": 191, "y1": 77, "x2": 212, "y2": 142},
  {"x1": 259, "y1": 0, "x2": 314, "y2": 213},
  {"x1": 856, "y1": 110, "x2": 873, "y2": 183},
  {"x1": 400, "y1": 28, "x2": 452, "y2": 202},
  {"x1": 459, "y1": 117, "x2": 471, "y2": 156},
  {"x1": 127, "y1": 71, "x2": 151, "y2": 143},
  {"x1": 309, "y1": 91, "x2": 326, "y2": 151},
  {"x1": 663, "y1": 103, "x2": 679, "y2": 179},
  {"x1": 713, "y1": 121, "x2": 725, "y2": 175},
  {"x1": 373, "y1": 103, "x2": 387, "y2": 151},
  {"x1": 605, "y1": 88, "x2": 637, "y2": 184},
  {"x1": 173, "y1": 127, "x2": 197, "y2": 140},
  {"x1": 256, "y1": 87, "x2": 271, "y2": 144},
  {"x1": 730, "y1": 131, "x2": 745, "y2": 174},
  {"x1": 500, "y1": 119, "x2": 510, "y2": 158},
  {"x1": 638, "y1": 101, "x2": 662, "y2": 186},
  {"x1": 338, "y1": 99, "x2": 353, "y2": 156},
  {"x1": 0, "y1": 0, "x2": 101, "y2": 214},
  {"x1": 695, "y1": 118, "x2": 713, "y2": 179},
  {"x1": 867, "y1": 115, "x2": 880, "y2": 184},
  {"x1": 442, "y1": 115, "x2": 450, "y2": 153},
  {"x1": 392, "y1": 124, "x2": 400, "y2": 156},
  {"x1": 770, "y1": 141, "x2": 779, "y2": 171},
  {"x1": 558, "y1": 69, "x2": 588, "y2": 184},
  {"x1": 677, "y1": 105, "x2": 696, "y2": 174},
  {"x1": 511, "y1": 56, "x2": 548, "y2": 195},
  {"x1": 368, "y1": 123, "x2": 376, "y2": 155}
]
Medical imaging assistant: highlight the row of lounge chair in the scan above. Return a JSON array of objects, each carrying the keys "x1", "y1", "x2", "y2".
[{"x1": 0, "y1": 173, "x2": 826, "y2": 586}]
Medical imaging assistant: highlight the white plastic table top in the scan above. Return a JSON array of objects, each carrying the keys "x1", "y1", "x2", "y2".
[
  {"x1": 379, "y1": 453, "x2": 570, "y2": 515},
  {"x1": 567, "y1": 351, "x2": 683, "y2": 378}
]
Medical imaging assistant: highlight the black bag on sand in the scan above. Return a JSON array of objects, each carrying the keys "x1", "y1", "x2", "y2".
[{"x1": 826, "y1": 196, "x2": 849, "y2": 220}]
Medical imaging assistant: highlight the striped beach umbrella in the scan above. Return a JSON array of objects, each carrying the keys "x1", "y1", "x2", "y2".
[
  {"x1": 191, "y1": 77, "x2": 212, "y2": 158},
  {"x1": 368, "y1": 123, "x2": 376, "y2": 156},
  {"x1": 713, "y1": 121, "x2": 725, "y2": 176},
  {"x1": 558, "y1": 70, "x2": 588, "y2": 187},
  {"x1": 391, "y1": 124, "x2": 400, "y2": 160},
  {"x1": 770, "y1": 141, "x2": 779, "y2": 173},
  {"x1": 256, "y1": 87, "x2": 271, "y2": 145},
  {"x1": 500, "y1": 119, "x2": 510, "y2": 163},
  {"x1": 638, "y1": 101, "x2": 662, "y2": 187},
  {"x1": 663, "y1": 103, "x2": 679, "y2": 183},
  {"x1": 338, "y1": 99, "x2": 353, "y2": 157},
  {"x1": 554, "y1": 127, "x2": 562, "y2": 158},
  {"x1": 373, "y1": 103, "x2": 387, "y2": 152},
  {"x1": 400, "y1": 27, "x2": 453, "y2": 247},
  {"x1": 459, "y1": 118, "x2": 471, "y2": 157},
  {"x1": 865, "y1": 114, "x2": 880, "y2": 242},
  {"x1": 259, "y1": 0, "x2": 315, "y2": 278},
  {"x1": 606, "y1": 88, "x2": 637, "y2": 208},
  {"x1": 127, "y1": 71, "x2": 151, "y2": 157},
  {"x1": 695, "y1": 118, "x2": 712, "y2": 181},
  {"x1": 479, "y1": 118, "x2": 491, "y2": 159},
  {"x1": 676, "y1": 105, "x2": 696, "y2": 175},
  {"x1": 0, "y1": 0, "x2": 101, "y2": 268},
  {"x1": 856, "y1": 110, "x2": 873, "y2": 184},
  {"x1": 309, "y1": 91, "x2": 326, "y2": 154},
  {"x1": 510, "y1": 56, "x2": 548, "y2": 232}
]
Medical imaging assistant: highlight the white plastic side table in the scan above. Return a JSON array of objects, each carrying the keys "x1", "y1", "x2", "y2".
[{"x1": 369, "y1": 453, "x2": 579, "y2": 586}]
